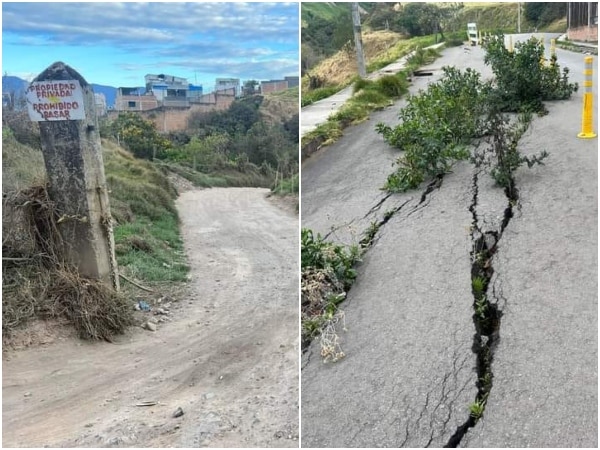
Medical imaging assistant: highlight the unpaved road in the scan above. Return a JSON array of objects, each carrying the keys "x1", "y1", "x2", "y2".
[{"x1": 2, "y1": 187, "x2": 299, "y2": 448}]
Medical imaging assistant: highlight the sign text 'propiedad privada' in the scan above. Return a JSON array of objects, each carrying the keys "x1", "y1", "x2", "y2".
[{"x1": 26, "y1": 80, "x2": 85, "y2": 122}]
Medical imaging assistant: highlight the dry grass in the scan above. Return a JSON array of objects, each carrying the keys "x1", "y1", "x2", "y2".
[
  {"x1": 301, "y1": 267, "x2": 347, "y2": 362},
  {"x1": 2, "y1": 184, "x2": 133, "y2": 341},
  {"x1": 259, "y1": 87, "x2": 299, "y2": 125},
  {"x1": 307, "y1": 31, "x2": 404, "y2": 87}
]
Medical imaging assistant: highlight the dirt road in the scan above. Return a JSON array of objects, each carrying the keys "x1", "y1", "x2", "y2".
[{"x1": 2, "y1": 187, "x2": 299, "y2": 448}]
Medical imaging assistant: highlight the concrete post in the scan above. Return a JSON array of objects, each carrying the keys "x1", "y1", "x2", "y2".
[
  {"x1": 26, "y1": 61, "x2": 120, "y2": 289},
  {"x1": 351, "y1": 2, "x2": 366, "y2": 78}
]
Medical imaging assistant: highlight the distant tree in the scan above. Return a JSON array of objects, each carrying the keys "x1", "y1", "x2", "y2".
[
  {"x1": 443, "y1": 2, "x2": 465, "y2": 32},
  {"x1": 243, "y1": 80, "x2": 259, "y2": 96},
  {"x1": 111, "y1": 112, "x2": 171, "y2": 160},
  {"x1": 301, "y1": 44, "x2": 322, "y2": 75},
  {"x1": 365, "y1": 3, "x2": 401, "y2": 32},
  {"x1": 283, "y1": 112, "x2": 299, "y2": 143},
  {"x1": 183, "y1": 133, "x2": 230, "y2": 171},
  {"x1": 524, "y1": 2, "x2": 566, "y2": 27},
  {"x1": 397, "y1": 3, "x2": 447, "y2": 38},
  {"x1": 332, "y1": 9, "x2": 355, "y2": 50}
]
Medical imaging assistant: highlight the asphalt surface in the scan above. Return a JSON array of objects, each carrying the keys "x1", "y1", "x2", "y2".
[{"x1": 301, "y1": 35, "x2": 597, "y2": 448}]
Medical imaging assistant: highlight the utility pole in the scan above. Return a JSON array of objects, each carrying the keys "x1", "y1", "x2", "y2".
[
  {"x1": 517, "y1": 2, "x2": 521, "y2": 33},
  {"x1": 352, "y1": 2, "x2": 366, "y2": 78}
]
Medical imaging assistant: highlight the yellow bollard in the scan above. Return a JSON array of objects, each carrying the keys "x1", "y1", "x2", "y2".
[{"x1": 577, "y1": 56, "x2": 597, "y2": 139}]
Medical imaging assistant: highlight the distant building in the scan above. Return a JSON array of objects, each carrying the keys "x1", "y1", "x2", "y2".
[
  {"x1": 114, "y1": 87, "x2": 158, "y2": 111},
  {"x1": 94, "y1": 93, "x2": 107, "y2": 116},
  {"x1": 145, "y1": 73, "x2": 203, "y2": 107},
  {"x1": 260, "y1": 79, "x2": 289, "y2": 94},
  {"x1": 110, "y1": 72, "x2": 238, "y2": 131},
  {"x1": 215, "y1": 78, "x2": 241, "y2": 97},
  {"x1": 284, "y1": 76, "x2": 299, "y2": 88},
  {"x1": 115, "y1": 73, "x2": 204, "y2": 111}
]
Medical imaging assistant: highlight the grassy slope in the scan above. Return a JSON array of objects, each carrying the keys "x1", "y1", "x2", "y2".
[
  {"x1": 102, "y1": 140, "x2": 189, "y2": 283},
  {"x1": 2, "y1": 133, "x2": 189, "y2": 284}
]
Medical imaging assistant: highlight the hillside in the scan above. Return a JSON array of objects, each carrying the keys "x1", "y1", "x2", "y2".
[
  {"x1": 301, "y1": 2, "x2": 376, "y2": 74},
  {"x1": 259, "y1": 86, "x2": 299, "y2": 124}
]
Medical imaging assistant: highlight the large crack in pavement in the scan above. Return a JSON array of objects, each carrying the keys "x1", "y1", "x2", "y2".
[
  {"x1": 302, "y1": 175, "x2": 446, "y2": 367},
  {"x1": 358, "y1": 175, "x2": 445, "y2": 250},
  {"x1": 445, "y1": 170, "x2": 518, "y2": 447}
]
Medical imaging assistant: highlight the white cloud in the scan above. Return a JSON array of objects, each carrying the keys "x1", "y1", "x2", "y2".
[{"x1": 2, "y1": 2, "x2": 298, "y2": 48}]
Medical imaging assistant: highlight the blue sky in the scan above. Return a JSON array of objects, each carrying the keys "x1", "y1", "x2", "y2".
[{"x1": 2, "y1": 2, "x2": 299, "y2": 91}]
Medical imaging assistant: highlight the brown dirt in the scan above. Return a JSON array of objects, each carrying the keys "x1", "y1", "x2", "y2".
[{"x1": 2, "y1": 187, "x2": 299, "y2": 448}]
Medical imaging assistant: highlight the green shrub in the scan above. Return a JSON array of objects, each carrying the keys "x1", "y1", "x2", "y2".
[
  {"x1": 301, "y1": 228, "x2": 359, "y2": 288},
  {"x1": 377, "y1": 67, "x2": 491, "y2": 192},
  {"x1": 484, "y1": 34, "x2": 578, "y2": 112}
]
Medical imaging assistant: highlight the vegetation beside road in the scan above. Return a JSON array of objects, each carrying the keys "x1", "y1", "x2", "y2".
[
  {"x1": 2, "y1": 85, "x2": 299, "y2": 342},
  {"x1": 301, "y1": 229, "x2": 360, "y2": 361},
  {"x1": 378, "y1": 34, "x2": 577, "y2": 193},
  {"x1": 104, "y1": 89, "x2": 298, "y2": 195},
  {"x1": 2, "y1": 130, "x2": 184, "y2": 341},
  {"x1": 302, "y1": 44, "x2": 441, "y2": 151}
]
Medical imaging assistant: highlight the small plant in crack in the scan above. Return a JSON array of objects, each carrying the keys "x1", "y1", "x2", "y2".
[
  {"x1": 469, "y1": 397, "x2": 487, "y2": 420},
  {"x1": 477, "y1": 110, "x2": 549, "y2": 194},
  {"x1": 474, "y1": 296, "x2": 489, "y2": 321},
  {"x1": 301, "y1": 228, "x2": 360, "y2": 357},
  {"x1": 479, "y1": 372, "x2": 492, "y2": 392},
  {"x1": 471, "y1": 276, "x2": 487, "y2": 297},
  {"x1": 383, "y1": 208, "x2": 395, "y2": 221},
  {"x1": 360, "y1": 220, "x2": 379, "y2": 248},
  {"x1": 474, "y1": 250, "x2": 491, "y2": 271}
]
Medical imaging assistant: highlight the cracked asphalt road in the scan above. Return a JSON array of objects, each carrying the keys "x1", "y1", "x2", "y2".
[{"x1": 301, "y1": 38, "x2": 597, "y2": 448}]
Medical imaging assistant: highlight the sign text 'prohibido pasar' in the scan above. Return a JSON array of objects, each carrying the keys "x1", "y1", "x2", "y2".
[{"x1": 26, "y1": 80, "x2": 86, "y2": 121}]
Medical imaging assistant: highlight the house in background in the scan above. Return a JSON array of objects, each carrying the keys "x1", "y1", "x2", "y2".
[
  {"x1": 115, "y1": 73, "x2": 204, "y2": 111},
  {"x1": 215, "y1": 78, "x2": 241, "y2": 97},
  {"x1": 260, "y1": 76, "x2": 299, "y2": 94},
  {"x1": 145, "y1": 73, "x2": 204, "y2": 107},
  {"x1": 114, "y1": 87, "x2": 158, "y2": 111},
  {"x1": 285, "y1": 76, "x2": 299, "y2": 88}
]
